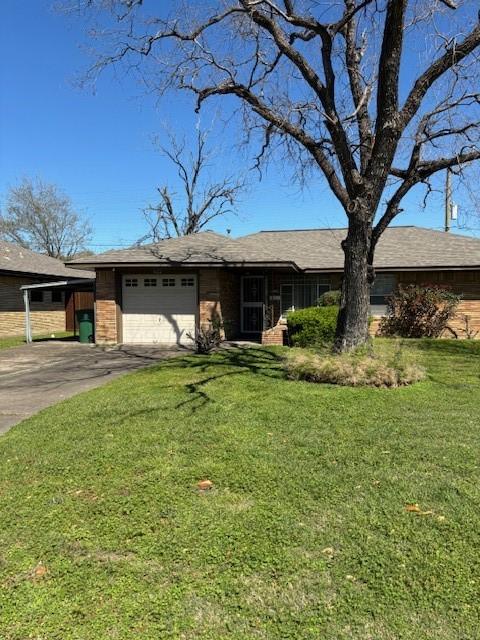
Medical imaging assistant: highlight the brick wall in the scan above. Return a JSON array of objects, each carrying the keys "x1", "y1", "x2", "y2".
[
  {"x1": 0, "y1": 311, "x2": 65, "y2": 338},
  {"x1": 95, "y1": 269, "x2": 118, "y2": 343},
  {"x1": 198, "y1": 268, "x2": 240, "y2": 339},
  {"x1": 0, "y1": 273, "x2": 66, "y2": 337},
  {"x1": 370, "y1": 270, "x2": 480, "y2": 338},
  {"x1": 198, "y1": 269, "x2": 221, "y2": 331},
  {"x1": 219, "y1": 270, "x2": 240, "y2": 339},
  {"x1": 261, "y1": 325, "x2": 286, "y2": 346},
  {"x1": 447, "y1": 301, "x2": 480, "y2": 338},
  {"x1": 91, "y1": 267, "x2": 480, "y2": 345}
]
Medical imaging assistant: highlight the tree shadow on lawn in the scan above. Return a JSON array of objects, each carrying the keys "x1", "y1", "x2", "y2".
[
  {"x1": 411, "y1": 338, "x2": 480, "y2": 358},
  {"x1": 131, "y1": 346, "x2": 286, "y2": 415},
  {"x1": 406, "y1": 338, "x2": 480, "y2": 389}
]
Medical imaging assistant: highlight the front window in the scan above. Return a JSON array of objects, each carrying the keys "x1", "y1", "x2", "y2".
[
  {"x1": 281, "y1": 281, "x2": 330, "y2": 316},
  {"x1": 370, "y1": 274, "x2": 396, "y2": 316}
]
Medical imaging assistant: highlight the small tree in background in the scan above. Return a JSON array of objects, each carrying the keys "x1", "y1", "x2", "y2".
[
  {"x1": 138, "y1": 128, "x2": 245, "y2": 243},
  {"x1": 0, "y1": 178, "x2": 92, "y2": 259},
  {"x1": 379, "y1": 284, "x2": 460, "y2": 338}
]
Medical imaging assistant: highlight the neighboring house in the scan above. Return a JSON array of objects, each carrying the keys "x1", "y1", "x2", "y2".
[
  {"x1": 0, "y1": 240, "x2": 94, "y2": 338},
  {"x1": 67, "y1": 226, "x2": 480, "y2": 346}
]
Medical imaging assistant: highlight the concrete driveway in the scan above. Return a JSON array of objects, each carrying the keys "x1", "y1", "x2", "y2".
[{"x1": 0, "y1": 341, "x2": 182, "y2": 435}]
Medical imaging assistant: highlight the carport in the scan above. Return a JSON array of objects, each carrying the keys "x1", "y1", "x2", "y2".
[{"x1": 20, "y1": 278, "x2": 95, "y2": 343}]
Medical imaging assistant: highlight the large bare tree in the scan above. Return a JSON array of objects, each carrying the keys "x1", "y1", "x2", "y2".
[
  {"x1": 79, "y1": 0, "x2": 480, "y2": 350},
  {"x1": 139, "y1": 127, "x2": 244, "y2": 243},
  {"x1": 0, "y1": 178, "x2": 92, "y2": 259}
]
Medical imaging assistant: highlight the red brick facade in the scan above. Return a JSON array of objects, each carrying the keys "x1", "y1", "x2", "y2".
[
  {"x1": 92, "y1": 266, "x2": 480, "y2": 345},
  {"x1": 261, "y1": 325, "x2": 286, "y2": 346},
  {"x1": 95, "y1": 269, "x2": 118, "y2": 344},
  {"x1": 197, "y1": 268, "x2": 239, "y2": 338}
]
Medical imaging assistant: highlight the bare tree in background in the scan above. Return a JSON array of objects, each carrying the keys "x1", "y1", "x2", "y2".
[
  {"x1": 139, "y1": 128, "x2": 244, "y2": 243},
  {"x1": 0, "y1": 178, "x2": 92, "y2": 259},
  {"x1": 78, "y1": 0, "x2": 480, "y2": 350}
]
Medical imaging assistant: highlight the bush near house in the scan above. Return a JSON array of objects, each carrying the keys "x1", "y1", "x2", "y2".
[
  {"x1": 379, "y1": 284, "x2": 460, "y2": 338},
  {"x1": 317, "y1": 289, "x2": 341, "y2": 307},
  {"x1": 287, "y1": 305, "x2": 338, "y2": 347}
]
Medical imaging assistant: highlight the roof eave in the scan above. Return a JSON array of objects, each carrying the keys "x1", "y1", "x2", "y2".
[
  {"x1": 20, "y1": 278, "x2": 95, "y2": 290},
  {"x1": 303, "y1": 264, "x2": 480, "y2": 273},
  {"x1": 66, "y1": 261, "x2": 480, "y2": 273},
  {"x1": 373, "y1": 264, "x2": 480, "y2": 272},
  {"x1": 0, "y1": 267, "x2": 93, "y2": 280},
  {"x1": 67, "y1": 260, "x2": 301, "y2": 271}
]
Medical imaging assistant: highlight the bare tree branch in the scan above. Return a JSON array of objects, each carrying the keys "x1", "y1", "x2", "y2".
[
  {"x1": 139, "y1": 127, "x2": 245, "y2": 243},
  {"x1": 75, "y1": 0, "x2": 480, "y2": 350}
]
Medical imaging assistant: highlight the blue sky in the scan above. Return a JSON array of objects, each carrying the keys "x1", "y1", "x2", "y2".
[{"x1": 1, "y1": 1, "x2": 477, "y2": 252}]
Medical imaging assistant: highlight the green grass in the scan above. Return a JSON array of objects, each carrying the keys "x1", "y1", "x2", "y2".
[
  {"x1": 0, "y1": 331, "x2": 74, "y2": 350},
  {"x1": 1, "y1": 339, "x2": 479, "y2": 639}
]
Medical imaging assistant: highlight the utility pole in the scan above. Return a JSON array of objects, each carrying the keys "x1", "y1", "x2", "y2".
[{"x1": 445, "y1": 168, "x2": 451, "y2": 233}]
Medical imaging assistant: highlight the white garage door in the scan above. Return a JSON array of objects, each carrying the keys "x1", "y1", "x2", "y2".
[{"x1": 122, "y1": 274, "x2": 197, "y2": 344}]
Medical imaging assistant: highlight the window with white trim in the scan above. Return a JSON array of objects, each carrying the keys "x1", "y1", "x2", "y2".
[
  {"x1": 162, "y1": 278, "x2": 176, "y2": 287},
  {"x1": 181, "y1": 277, "x2": 195, "y2": 287},
  {"x1": 125, "y1": 278, "x2": 138, "y2": 287},
  {"x1": 144, "y1": 278, "x2": 157, "y2": 287}
]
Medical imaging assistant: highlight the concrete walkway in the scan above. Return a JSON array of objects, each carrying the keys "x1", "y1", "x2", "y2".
[{"x1": 0, "y1": 341, "x2": 182, "y2": 435}]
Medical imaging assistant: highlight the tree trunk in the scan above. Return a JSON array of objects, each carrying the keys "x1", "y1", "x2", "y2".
[{"x1": 334, "y1": 220, "x2": 371, "y2": 352}]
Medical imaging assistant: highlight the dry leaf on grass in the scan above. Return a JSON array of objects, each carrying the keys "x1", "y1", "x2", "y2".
[
  {"x1": 405, "y1": 503, "x2": 422, "y2": 513},
  {"x1": 405, "y1": 503, "x2": 437, "y2": 516},
  {"x1": 197, "y1": 479, "x2": 213, "y2": 491},
  {"x1": 29, "y1": 563, "x2": 48, "y2": 580}
]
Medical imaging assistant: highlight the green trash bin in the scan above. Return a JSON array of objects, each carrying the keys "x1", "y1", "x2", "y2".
[{"x1": 76, "y1": 309, "x2": 94, "y2": 344}]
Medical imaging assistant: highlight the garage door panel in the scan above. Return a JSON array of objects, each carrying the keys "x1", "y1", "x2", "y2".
[{"x1": 122, "y1": 274, "x2": 197, "y2": 344}]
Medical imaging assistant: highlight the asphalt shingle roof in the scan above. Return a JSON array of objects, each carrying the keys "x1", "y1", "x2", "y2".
[
  {"x1": 241, "y1": 226, "x2": 480, "y2": 270},
  {"x1": 67, "y1": 227, "x2": 480, "y2": 271},
  {"x1": 67, "y1": 232, "x2": 284, "y2": 267},
  {"x1": 0, "y1": 240, "x2": 94, "y2": 279}
]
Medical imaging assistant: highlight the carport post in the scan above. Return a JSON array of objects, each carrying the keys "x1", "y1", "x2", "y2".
[{"x1": 23, "y1": 289, "x2": 32, "y2": 343}]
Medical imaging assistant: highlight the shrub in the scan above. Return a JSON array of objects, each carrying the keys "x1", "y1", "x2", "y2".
[
  {"x1": 318, "y1": 289, "x2": 341, "y2": 307},
  {"x1": 284, "y1": 349, "x2": 425, "y2": 388},
  {"x1": 287, "y1": 306, "x2": 338, "y2": 347},
  {"x1": 379, "y1": 284, "x2": 460, "y2": 338},
  {"x1": 187, "y1": 319, "x2": 223, "y2": 354}
]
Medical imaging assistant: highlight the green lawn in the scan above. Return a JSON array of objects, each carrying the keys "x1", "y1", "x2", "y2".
[
  {"x1": 0, "y1": 331, "x2": 74, "y2": 350},
  {"x1": 1, "y1": 340, "x2": 479, "y2": 639}
]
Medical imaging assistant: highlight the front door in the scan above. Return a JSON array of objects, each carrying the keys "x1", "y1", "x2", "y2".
[{"x1": 241, "y1": 276, "x2": 265, "y2": 333}]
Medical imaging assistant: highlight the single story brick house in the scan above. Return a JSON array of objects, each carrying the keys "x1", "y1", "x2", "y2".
[
  {"x1": 67, "y1": 226, "x2": 480, "y2": 345},
  {"x1": 0, "y1": 240, "x2": 94, "y2": 338}
]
